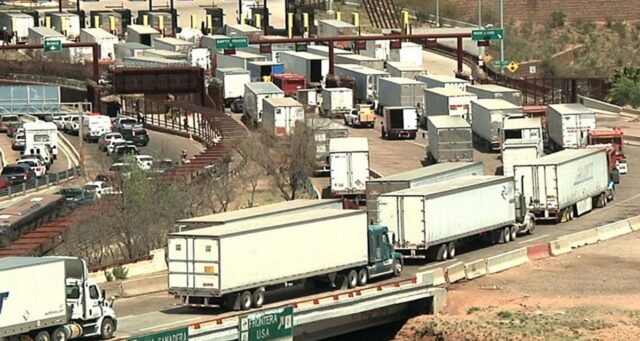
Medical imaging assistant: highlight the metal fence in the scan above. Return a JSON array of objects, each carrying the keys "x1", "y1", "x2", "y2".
[
  {"x1": 143, "y1": 112, "x2": 221, "y2": 148},
  {"x1": 0, "y1": 167, "x2": 81, "y2": 199}
]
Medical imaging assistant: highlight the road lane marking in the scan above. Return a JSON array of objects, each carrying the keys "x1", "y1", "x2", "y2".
[
  {"x1": 140, "y1": 317, "x2": 201, "y2": 331},
  {"x1": 517, "y1": 234, "x2": 550, "y2": 245},
  {"x1": 405, "y1": 140, "x2": 426, "y2": 148}
]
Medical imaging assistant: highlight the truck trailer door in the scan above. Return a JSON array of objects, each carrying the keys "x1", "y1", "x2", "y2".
[{"x1": 310, "y1": 60, "x2": 322, "y2": 83}]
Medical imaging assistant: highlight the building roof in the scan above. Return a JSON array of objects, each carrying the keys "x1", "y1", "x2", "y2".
[
  {"x1": 427, "y1": 115, "x2": 470, "y2": 128},
  {"x1": 380, "y1": 176, "x2": 509, "y2": 197},
  {"x1": 329, "y1": 137, "x2": 369, "y2": 153},
  {"x1": 371, "y1": 162, "x2": 483, "y2": 182}
]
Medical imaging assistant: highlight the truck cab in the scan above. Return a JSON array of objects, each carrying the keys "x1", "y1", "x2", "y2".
[
  {"x1": 344, "y1": 104, "x2": 376, "y2": 128},
  {"x1": 588, "y1": 128, "x2": 627, "y2": 175},
  {"x1": 366, "y1": 225, "x2": 403, "y2": 279}
]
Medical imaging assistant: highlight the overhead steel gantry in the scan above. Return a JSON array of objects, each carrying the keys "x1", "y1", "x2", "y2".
[{"x1": 249, "y1": 32, "x2": 472, "y2": 75}]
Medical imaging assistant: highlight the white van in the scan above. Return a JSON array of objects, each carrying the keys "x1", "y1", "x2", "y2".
[
  {"x1": 83, "y1": 115, "x2": 112, "y2": 143},
  {"x1": 23, "y1": 121, "x2": 58, "y2": 160}
]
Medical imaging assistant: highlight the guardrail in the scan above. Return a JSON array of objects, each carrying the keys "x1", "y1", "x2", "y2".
[{"x1": 0, "y1": 167, "x2": 81, "y2": 199}]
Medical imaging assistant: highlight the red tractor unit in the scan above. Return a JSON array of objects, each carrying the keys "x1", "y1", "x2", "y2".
[
  {"x1": 272, "y1": 73, "x2": 306, "y2": 96},
  {"x1": 588, "y1": 128, "x2": 627, "y2": 176}
]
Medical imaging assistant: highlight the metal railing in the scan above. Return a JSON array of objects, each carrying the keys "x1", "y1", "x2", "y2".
[
  {"x1": 0, "y1": 167, "x2": 81, "y2": 199},
  {"x1": 143, "y1": 112, "x2": 222, "y2": 147}
]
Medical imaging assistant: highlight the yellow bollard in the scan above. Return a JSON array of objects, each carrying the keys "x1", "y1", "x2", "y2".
[
  {"x1": 262, "y1": 75, "x2": 271, "y2": 83},
  {"x1": 159, "y1": 16, "x2": 164, "y2": 35},
  {"x1": 45, "y1": 17, "x2": 51, "y2": 28},
  {"x1": 109, "y1": 16, "x2": 116, "y2": 33},
  {"x1": 303, "y1": 13, "x2": 309, "y2": 37},
  {"x1": 93, "y1": 16, "x2": 100, "y2": 29},
  {"x1": 143, "y1": 15, "x2": 148, "y2": 27},
  {"x1": 336, "y1": 12, "x2": 341, "y2": 21},
  {"x1": 61, "y1": 17, "x2": 68, "y2": 34},
  {"x1": 191, "y1": 15, "x2": 196, "y2": 29},
  {"x1": 287, "y1": 13, "x2": 293, "y2": 38},
  {"x1": 206, "y1": 15, "x2": 212, "y2": 32},
  {"x1": 353, "y1": 13, "x2": 360, "y2": 27},
  {"x1": 255, "y1": 14, "x2": 261, "y2": 29}
]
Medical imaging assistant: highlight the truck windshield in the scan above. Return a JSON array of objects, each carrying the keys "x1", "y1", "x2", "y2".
[
  {"x1": 66, "y1": 285, "x2": 81, "y2": 299},
  {"x1": 34, "y1": 134, "x2": 51, "y2": 143}
]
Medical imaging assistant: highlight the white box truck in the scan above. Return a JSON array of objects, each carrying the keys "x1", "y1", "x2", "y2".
[
  {"x1": 307, "y1": 118, "x2": 348, "y2": 173},
  {"x1": 501, "y1": 139, "x2": 541, "y2": 176},
  {"x1": 386, "y1": 62, "x2": 427, "y2": 79},
  {"x1": 243, "y1": 82, "x2": 285, "y2": 126},
  {"x1": 334, "y1": 64, "x2": 390, "y2": 103},
  {"x1": 335, "y1": 54, "x2": 385, "y2": 71},
  {"x1": 381, "y1": 106, "x2": 418, "y2": 140},
  {"x1": 501, "y1": 116, "x2": 543, "y2": 155},
  {"x1": 215, "y1": 68, "x2": 251, "y2": 107},
  {"x1": 423, "y1": 87, "x2": 477, "y2": 127},
  {"x1": 321, "y1": 87, "x2": 353, "y2": 117},
  {"x1": 427, "y1": 115, "x2": 473, "y2": 163},
  {"x1": 0, "y1": 256, "x2": 117, "y2": 340},
  {"x1": 0, "y1": 12, "x2": 34, "y2": 43},
  {"x1": 547, "y1": 103, "x2": 597, "y2": 151},
  {"x1": 378, "y1": 77, "x2": 426, "y2": 114},
  {"x1": 513, "y1": 148, "x2": 610, "y2": 222},
  {"x1": 152, "y1": 36, "x2": 195, "y2": 54},
  {"x1": 80, "y1": 28, "x2": 118, "y2": 60},
  {"x1": 417, "y1": 74, "x2": 469, "y2": 90},
  {"x1": 366, "y1": 162, "x2": 484, "y2": 224},
  {"x1": 82, "y1": 114, "x2": 112, "y2": 143},
  {"x1": 262, "y1": 97, "x2": 305, "y2": 136},
  {"x1": 24, "y1": 121, "x2": 58, "y2": 160},
  {"x1": 466, "y1": 84, "x2": 522, "y2": 106},
  {"x1": 378, "y1": 176, "x2": 533, "y2": 260},
  {"x1": 168, "y1": 209, "x2": 402, "y2": 310},
  {"x1": 388, "y1": 42, "x2": 423, "y2": 66},
  {"x1": 278, "y1": 51, "x2": 329, "y2": 85},
  {"x1": 224, "y1": 24, "x2": 261, "y2": 40},
  {"x1": 216, "y1": 50, "x2": 266, "y2": 70},
  {"x1": 47, "y1": 12, "x2": 81, "y2": 40},
  {"x1": 471, "y1": 99, "x2": 523, "y2": 152},
  {"x1": 330, "y1": 137, "x2": 370, "y2": 196},
  {"x1": 317, "y1": 19, "x2": 358, "y2": 48}
]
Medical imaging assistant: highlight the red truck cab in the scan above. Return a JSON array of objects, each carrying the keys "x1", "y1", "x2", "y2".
[
  {"x1": 272, "y1": 73, "x2": 306, "y2": 96},
  {"x1": 588, "y1": 128, "x2": 627, "y2": 175}
]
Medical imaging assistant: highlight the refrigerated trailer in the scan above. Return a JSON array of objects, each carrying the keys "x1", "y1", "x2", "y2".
[
  {"x1": 501, "y1": 116, "x2": 543, "y2": 155},
  {"x1": 47, "y1": 12, "x2": 81, "y2": 40},
  {"x1": 215, "y1": 68, "x2": 251, "y2": 107},
  {"x1": 321, "y1": 87, "x2": 353, "y2": 118},
  {"x1": 0, "y1": 12, "x2": 35, "y2": 43},
  {"x1": 243, "y1": 82, "x2": 285, "y2": 126},
  {"x1": 366, "y1": 162, "x2": 484, "y2": 224},
  {"x1": 168, "y1": 209, "x2": 402, "y2": 310},
  {"x1": 80, "y1": 28, "x2": 118, "y2": 60},
  {"x1": 547, "y1": 103, "x2": 597, "y2": 151},
  {"x1": 471, "y1": 99, "x2": 523, "y2": 152},
  {"x1": 427, "y1": 115, "x2": 473, "y2": 163},
  {"x1": 262, "y1": 97, "x2": 305, "y2": 136},
  {"x1": 386, "y1": 62, "x2": 427, "y2": 79},
  {"x1": 513, "y1": 148, "x2": 610, "y2": 222},
  {"x1": 378, "y1": 176, "x2": 533, "y2": 260},
  {"x1": 424, "y1": 87, "x2": 477, "y2": 124},
  {"x1": 501, "y1": 139, "x2": 541, "y2": 176},
  {"x1": 330, "y1": 137, "x2": 370, "y2": 196},
  {"x1": 377, "y1": 77, "x2": 425, "y2": 114},
  {"x1": 381, "y1": 106, "x2": 418, "y2": 140},
  {"x1": 308, "y1": 118, "x2": 348, "y2": 173},
  {"x1": 317, "y1": 19, "x2": 358, "y2": 48},
  {"x1": 334, "y1": 64, "x2": 390, "y2": 103}
]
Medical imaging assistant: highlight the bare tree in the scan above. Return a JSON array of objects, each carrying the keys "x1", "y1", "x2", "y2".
[{"x1": 235, "y1": 133, "x2": 268, "y2": 208}]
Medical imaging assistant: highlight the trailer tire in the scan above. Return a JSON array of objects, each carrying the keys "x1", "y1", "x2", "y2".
[
  {"x1": 100, "y1": 317, "x2": 115, "y2": 339},
  {"x1": 447, "y1": 242, "x2": 456, "y2": 258},
  {"x1": 436, "y1": 244, "x2": 449, "y2": 261},
  {"x1": 240, "y1": 291, "x2": 253, "y2": 310},
  {"x1": 357, "y1": 268, "x2": 368, "y2": 286},
  {"x1": 510, "y1": 225, "x2": 518, "y2": 241},
  {"x1": 33, "y1": 331, "x2": 51, "y2": 341},
  {"x1": 251, "y1": 288, "x2": 265, "y2": 308},
  {"x1": 51, "y1": 327, "x2": 66, "y2": 341},
  {"x1": 503, "y1": 227, "x2": 511, "y2": 243},
  {"x1": 346, "y1": 269, "x2": 358, "y2": 289},
  {"x1": 393, "y1": 259, "x2": 402, "y2": 276}
]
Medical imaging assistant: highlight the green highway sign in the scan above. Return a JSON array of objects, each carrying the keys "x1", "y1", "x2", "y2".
[
  {"x1": 472, "y1": 28, "x2": 504, "y2": 41},
  {"x1": 493, "y1": 60, "x2": 510, "y2": 68},
  {"x1": 216, "y1": 37, "x2": 249, "y2": 49},
  {"x1": 44, "y1": 39, "x2": 62, "y2": 52},
  {"x1": 127, "y1": 327, "x2": 188, "y2": 341},
  {"x1": 239, "y1": 306, "x2": 293, "y2": 341}
]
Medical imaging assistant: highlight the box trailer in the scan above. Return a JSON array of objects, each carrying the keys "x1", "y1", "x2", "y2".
[
  {"x1": 125, "y1": 24, "x2": 161, "y2": 46},
  {"x1": 382, "y1": 106, "x2": 418, "y2": 140},
  {"x1": 245, "y1": 38, "x2": 296, "y2": 61},
  {"x1": 466, "y1": 84, "x2": 523, "y2": 106},
  {"x1": 271, "y1": 73, "x2": 306, "y2": 96},
  {"x1": 386, "y1": 62, "x2": 427, "y2": 79},
  {"x1": 278, "y1": 51, "x2": 329, "y2": 85},
  {"x1": 0, "y1": 12, "x2": 34, "y2": 43},
  {"x1": 334, "y1": 64, "x2": 390, "y2": 103},
  {"x1": 144, "y1": 48, "x2": 186, "y2": 60},
  {"x1": 168, "y1": 209, "x2": 402, "y2": 310},
  {"x1": 361, "y1": 36, "x2": 389, "y2": 60},
  {"x1": 152, "y1": 36, "x2": 195, "y2": 54},
  {"x1": 378, "y1": 176, "x2": 519, "y2": 260},
  {"x1": 417, "y1": 74, "x2": 469, "y2": 91},
  {"x1": 243, "y1": 82, "x2": 285, "y2": 126},
  {"x1": 123, "y1": 56, "x2": 189, "y2": 67},
  {"x1": 471, "y1": 99, "x2": 523, "y2": 152},
  {"x1": 547, "y1": 103, "x2": 597, "y2": 151},
  {"x1": 0, "y1": 257, "x2": 117, "y2": 339},
  {"x1": 215, "y1": 68, "x2": 251, "y2": 107},
  {"x1": 427, "y1": 115, "x2": 473, "y2": 163},
  {"x1": 114, "y1": 42, "x2": 151, "y2": 62},
  {"x1": 501, "y1": 116, "x2": 543, "y2": 155},
  {"x1": 513, "y1": 148, "x2": 610, "y2": 222},
  {"x1": 378, "y1": 77, "x2": 426, "y2": 113},
  {"x1": 321, "y1": 87, "x2": 353, "y2": 117},
  {"x1": 262, "y1": 97, "x2": 305, "y2": 136},
  {"x1": 80, "y1": 28, "x2": 118, "y2": 60},
  {"x1": 138, "y1": 11, "x2": 174, "y2": 35},
  {"x1": 388, "y1": 42, "x2": 423, "y2": 66},
  {"x1": 501, "y1": 139, "x2": 541, "y2": 176},
  {"x1": 225, "y1": 23, "x2": 261, "y2": 40},
  {"x1": 335, "y1": 54, "x2": 385, "y2": 71},
  {"x1": 330, "y1": 137, "x2": 370, "y2": 196},
  {"x1": 27, "y1": 26, "x2": 64, "y2": 45},
  {"x1": 423, "y1": 87, "x2": 477, "y2": 125},
  {"x1": 307, "y1": 118, "x2": 348, "y2": 173},
  {"x1": 306, "y1": 45, "x2": 351, "y2": 58},
  {"x1": 47, "y1": 12, "x2": 81, "y2": 40},
  {"x1": 175, "y1": 199, "x2": 344, "y2": 231},
  {"x1": 317, "y1": 19, "x2": 358, "y2": 48},
  {"x1": 216, "y1": 50, "x2": 266, "y2": 70},
  {"x1": 248, "y1": 61, "x2": 285, "y2": 81},
  {"x1": 366, "y1": 162, "x2": 484, "y2": 224}
]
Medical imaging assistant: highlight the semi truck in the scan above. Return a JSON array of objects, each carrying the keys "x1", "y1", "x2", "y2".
[
  {"x1": 381, "y1": 106, "x2": 418, "y2": 140},
  {"x1": 588, "y1": 128, "x2": 627, "y2": 175},
  {"x1": 501, "y1": 116, "x2": 543, "y2": 155},
  {"x1": 417, "y1": 74, "x2": 468, "y2": 91},
  {"x1": 513, "y1": 148, "x2": 610, "y2": 222},
  {"x1": 334, "y1": 64, "x2": 390, "y2": 104},
  {"x1": 0, "y1": 12, "x2": 35, "y2": 43},
  {"x1": 465, "y1": 84, "x2": 522, "y2": 106},
  {"x1": 262, "y1": 97, "x2": 305, "y2": 136},
  {"x1": 426, "y1": 116, "x2": 473, "y2": 164},
  {"x1": 215, "y1": 68, "x2": 251, "y2": 107},
  {"x1": 547, "y1": 103, "x2": 597, "y2": 151},
  {"x1": 216, "y1": 51, "x2": 266, "y2": 70},
  {"x1": 501, "y1": 139, "x2": 541, "y2": 176},
  {"x1": 307, "y1": 118, "x2": 348, "y2": 173},
  {"x1": 330, "y1": 137, "x2": 370, "y2": 196},
  {"x1": 471, "y1": 99, "x2": 523, "y2": 152},
  {"x1": 378, "y1": 176, "x2": 535, "y2": 261},
  {"x1": 422, "y1": 88, "x2": 477, "y2": 127},
  {"x1": 366, "y1": 162, "x2": 484, "y2": 224},
  {"x1": 317, "y1": 19, "x2": 358, "y2": 48},
  {"x1": 386, "y1": 62, "x2": 427, "y2": 79},
  {"x1": 243, "y1": 82, "x2": 285, "y2": 126},
  {"x1": 152, "y1": 37, "x2": 194, "y2": 54},
  {"x1": 0, "y1": 256, "x2": 117, "y2": 341},
  {"x1": 278, "y1": 51, "x2": 329, "y2": 86},
  {"x1": 321, "y1": 88, "x2": 353, "y2": 118},
  {"x1": 271, "y1": 73, "x2": 306, "y2": 96},
  {"x1": 377, "y1": 77, "x2": 425, "y2": 115},
  {"x1": 168, "y1": 209, "x2": 402, "y2": 310},
  {"x1": 47, "y1": 12, "x2": 81, "y2": 40}
]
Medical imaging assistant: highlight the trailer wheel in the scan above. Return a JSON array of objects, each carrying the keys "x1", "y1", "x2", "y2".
[
  {"x1": 346, "y1": 269, "x2": 358, "y2": 289},
  {"x1": 503, "y1": 227, "x2": 511, "y2": 243},
  {"x1": 357, "y1": 268, "x2": 368, "y2": 286},
  {"x1": 393, "y1": 259, "x2": 402, "y2": 276},
  {"x1": 436, "y1": 244, "x2": 449, "y2": 261},
  {"x1": 568, "y1": 207, "x2": 575, "y2": 221},
  {"x1": 33, "y1": 331, "x2": 51, "y2": 341},
  {"x1": 51, "y1": 327, "x2": 66, "y2": 341},
  {"x1": 100, "y1": 317, "x2": 115, "y2": 339},
  {"x1": 251, "y1": 288, "x2": 265, "y2": 308},
  {"x1": 240, "y1": 291, "x2": 253, "y2": 310},
  {"x1": 447, "y1": 242, "x2": 456, "y2": 258},
  {"x1": 510, "y1": 226, "x2": 518, "y2": 241}
]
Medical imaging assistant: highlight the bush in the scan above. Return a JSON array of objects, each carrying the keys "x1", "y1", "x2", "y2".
[
  {"x1": 104, "y1": 270, "x2": 114, "y2": 282},
  {"x1": 467, "y1": 307, "x2": 481, "y2": 314},
  {"x1": 550, "y1": 11, "x2": 565, "y2": 28},
  {"x1": 112, "y1": 266, "x2": 129, "y2": 280},
  {"x1": 497, "y1": 310, "x2": 514, "y2": 319}
]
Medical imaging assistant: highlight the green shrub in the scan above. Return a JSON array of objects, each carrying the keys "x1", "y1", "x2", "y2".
[
  {"x1": 467, "y1": 307, "x2": 481, "y2": 314},
  {"x1": 497, "y1": 310, "x2": 514, "y2": 319},
  {"x1": 104, "y1": 270, "x2": 114, "y2": 282},
  {"x1": 112, "y1": 266, "x2": 129, "y2": 280},
  {"x1": 550, "y1": 11, "x2": 566, "y2": 28}
]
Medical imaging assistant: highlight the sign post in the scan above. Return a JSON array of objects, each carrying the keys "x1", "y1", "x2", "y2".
[
  {"x1": 44, "y1": 39, "x2": 62, "y2": 52},
  {"x1": 239, "y1": 306, "x2": 293, "y2": 341}
]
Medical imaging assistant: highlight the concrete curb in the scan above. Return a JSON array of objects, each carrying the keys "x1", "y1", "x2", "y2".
[
  {"x1": 596, "y1": 220, "x2": 633, "y2": 242},
  {"x1": 120, "y1": 273, "x2": 168, "y2": 298},
  {"x1": 550, "y1": 238, "x2": 572, "y2": 256},
  {"x1": 486, "y1": 248, "x2": 528, "y2": 274},
  {"x1": 417, "y1": 268, "x2": 446, "y2": 286},
  {"x1": 629, "y1": 216, "x2": 640, "y2": 232},
  {"x1": 558, "y1": 228, "x2": 599, "y2": 249},
  {"x1": 464, "y1": 259, "x2": 487, "y2": 280},
  {"x1": 444, "y1": 262, "x2": 465, "y2": 283},
  {"x1": 527, "y1": 243, "x2": 551, "y2": 260}
]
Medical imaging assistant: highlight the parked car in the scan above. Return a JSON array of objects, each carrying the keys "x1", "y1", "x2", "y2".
[
  {"x1": 119, "y1": 127, "x2": 149, "y2": 146},
  {"x1": 134, "y1": 155, "x2": 154, "y2": 170},
  {"x1": 0, "y1": 163, "x2": 34, "y2": 184},
  {"x1": 112, "y1": 116, "x2": 140, "y2": 131},
  {"x1": 98, "y1": 132, "x2": 124, "y2": 152},
  {"x1": 0, "y1": 114, "x2": 20, "y2": 132},
  {"x1": 112, "y1": 145, "x2": 139, "y2": 162},
  {"x1": 11, "y1": 133, "x2": 26, "y2": 151},
  {"x1": 109, "y1": 162, "x2": 133, "y2": 177},
  {"x1": 106, "y1": 138, "x2": 128, "y2": 155},
  {"x1": 64, "y1": 116, "x2": 81, "y2": 134},
  {"x1": 84, "y1": 181, "x2": 118, "y2": 198},
  {"x1": 16, "y1": 158, "x2": 46, "y2": 178},
  {"x1": 52, "y1": 114, "x2": 71, "y2": 130},
  {"x1": 57, "y1": 187, "x2": 96, "y2": 206},
  {"x1": 18, "y1": 154, "x2": 50, "y2": 170}
]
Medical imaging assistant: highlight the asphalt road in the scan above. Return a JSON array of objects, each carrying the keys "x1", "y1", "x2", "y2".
[{"x1": 0, "y1": 131, "x2": 72, "y2": 174}]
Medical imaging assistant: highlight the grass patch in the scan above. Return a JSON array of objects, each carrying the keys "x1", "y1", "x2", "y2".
[
  {"x1": 467, "y1": 306, "x2": 481, "y2": 315},
  {"x1": 497, "y1": 310, "x2": 514, "y2": 319}
]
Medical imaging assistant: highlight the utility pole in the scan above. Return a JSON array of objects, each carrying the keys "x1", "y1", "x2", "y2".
[
  {"x1": 327, "y1": 0, "x2": 333, "y2": 14},
  {"x1": 78, "y1": 112, "x2": 85, "y2": 176},
  {"x1": 238, "y1": 0, "x2": 242, "y2": 24},
  {"x1": 500, "y1": 0, "x2": 505, "y2": 74},
  {"x1": 478, "y1": 0, "x2": 484, "y2": 67},
  {"x1": 436, "y1": 0, "x2": 440, "y2": 27}
]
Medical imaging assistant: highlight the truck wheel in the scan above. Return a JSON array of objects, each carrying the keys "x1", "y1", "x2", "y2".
[
  {"x1": 240, "y1": 291, "x2": 252, "y2": 310},
  {"x1": 527, "y1": 220, "x2": 536, "y2": 235},
  {"x1": 357, "y1": 268, "x2": 368, "y2": 286},
  {"x1": 100, "y1": 317, "x2": 115, "y2": 339},
  {"x1": 51, "y1": 327, "x2": 66, "y2": 341},
  {"x1": 569, "y1": 207, "x2": 575, "y2": 220},
  {"x1": 447, "y1": 242, "x2": 456, "y2": 258},
  {"x1": 503, "y1": 227, "x2": 511, "y2": 243},
  {"x1": 251, "y1": 288, "x2": 265, "y2": 308},
  {"x1": 436, "y1": 244, "x2": 448, "y2": 261},
  {"x1": 393, "y1": 260, "x2": 402, "y2": 276},
  {"x1": 346, "y1": 269, "x2": 358, "y2": 289},
  {"x1": 33, "y1": 331, "x2": 51, "y2": 341},
  {"x1": 510, "y1": 226, "x2": 518, "y2": 241}
]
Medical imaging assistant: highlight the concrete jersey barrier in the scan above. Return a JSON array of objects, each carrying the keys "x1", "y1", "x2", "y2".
[
  {"x1": 558, "y1": 228, "x2": 599, "y2": 249},
  {"x1": 550, "y1": 238, "x2": 572, "y2": 256},
  {"x1": 417, "y1": 268, "x2": 446, "y2": 286},
  {"x1": 486, "y1": 248, "x2": 528, "y2": 274},
  {"x1": 444, "y1": 262, "x2": 465, "y2": 283},
  {"x1": 596, "y1": 220, "x2": 633, "y2": 241},
  {"x1": 464, "y1": 259, "x2": 487, "y2": 280},
  {"x1": 629, "y1": 216, "x2": 640, "y2": 232}
]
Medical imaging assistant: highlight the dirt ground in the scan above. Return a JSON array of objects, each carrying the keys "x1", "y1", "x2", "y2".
[{"x1": 393, "y1": 232, "x2": 640, "y2": 341}]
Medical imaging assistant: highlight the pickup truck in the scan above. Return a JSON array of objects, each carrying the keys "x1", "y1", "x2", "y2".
[{"x1": 344, "y1": 104, "x2": 376, "y2": 128}]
